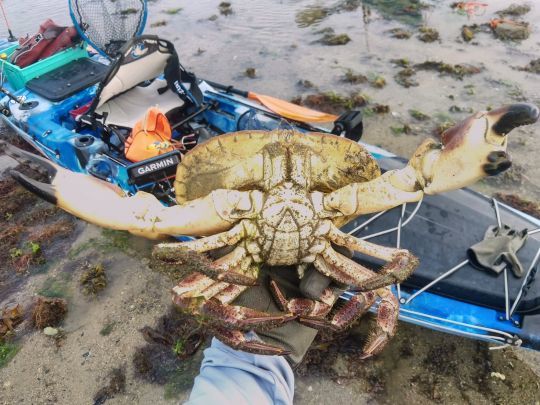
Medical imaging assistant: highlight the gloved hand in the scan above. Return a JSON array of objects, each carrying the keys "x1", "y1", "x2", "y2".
[
  {"x1": 233, "y1": 265, "x2": 336, "y2": 366},
  {"x1": 467, "y1": 224, "x2": 528, "y2": 277}
]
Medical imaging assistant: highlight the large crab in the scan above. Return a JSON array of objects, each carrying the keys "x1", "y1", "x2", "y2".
[{"x1": 8, "y1": 103, "x2": 539, "y2": 357}]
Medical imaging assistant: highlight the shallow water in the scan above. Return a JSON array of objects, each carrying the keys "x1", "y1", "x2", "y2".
[{"x1": 1, "y1": 0, "x2": 538, "y2": 199}]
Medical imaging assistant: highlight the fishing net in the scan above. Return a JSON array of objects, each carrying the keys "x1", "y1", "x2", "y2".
[{"x1": 69, "y1": 0, "x2": 146, "y2": 57}]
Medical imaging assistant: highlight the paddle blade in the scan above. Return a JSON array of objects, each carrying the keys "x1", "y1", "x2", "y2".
[{"x1": 248, "y1": 92, "x2": 338, "y2": 123}]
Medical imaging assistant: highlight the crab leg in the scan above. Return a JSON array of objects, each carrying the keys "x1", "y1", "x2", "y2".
[
  {"x1": 172, "y1": 273, "x2": 294, "y2": 355},
  {"x1": 270, "y1": 279, "x2": 397, "y2": 358},
  {"x1": 327, "y1": 223, "x2": 419, "y2": 290},
  {"x1": 359, "y1": 287, "x2": 399, "y2": 359},
  {"x1": 324, "y1": 103, "x2": 539, "y2": 218},
  {"x1": 6, "y1": 144, "x2": 263, "y2": 239},
  {"x1": 153, "y1": 222, "x2": 252, "y2": 257},
  {"x1": 154, "y1": 241, "x2": 260, "y2": 286}
]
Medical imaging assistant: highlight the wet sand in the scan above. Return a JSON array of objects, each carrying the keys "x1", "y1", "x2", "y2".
[{"x1": 1, "y1": 0, "x2": 540, "y2": 404}]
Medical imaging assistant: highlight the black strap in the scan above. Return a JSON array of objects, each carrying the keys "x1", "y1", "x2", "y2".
[{"x1": 162, "y1": 41, "x2": 203, "y2": 106}]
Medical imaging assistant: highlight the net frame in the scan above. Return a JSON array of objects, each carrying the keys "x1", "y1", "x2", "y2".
[{"x1": 69, "y1": 0, "x2": 147, "y2": 58}]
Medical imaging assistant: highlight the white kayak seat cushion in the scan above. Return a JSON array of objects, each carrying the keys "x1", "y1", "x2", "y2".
[
  {"x1": 96, "y1": 39, "x2": 172, "y2": 110},
  {"x1": 95, "y1": 79, "x2": 184, "y2": 128}
]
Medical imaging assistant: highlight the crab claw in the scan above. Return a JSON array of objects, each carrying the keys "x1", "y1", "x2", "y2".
[
  {"x1": 7, "y1": 145, "x2": 169, "y2": 236},
  {"x1": 420, "y1": 103, "x2": 539, "y2": 194}
]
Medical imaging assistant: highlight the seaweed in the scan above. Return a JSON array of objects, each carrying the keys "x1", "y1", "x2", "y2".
[
  {"x1": 0, "y1": 304, "x2": 23, "y2": 340},
  {"x1": 218, "y1": 2, "x2": 233, "y2": 16},
  {"x1": 496, "y1": 4, "x2": 531, "y2": 17},
  {"x1": 292, "y1": 92, "x2": 368, "y2": 115},
  {"x1": 163, "y1": 8, "x2": 182, "y2": 15},
  {"x1": 100, "y1": 322, "x2": 116, "y2": 336},
  {"x1": 295, "y1": 6, "x2": 329, "y2": 27},
  {"x1": 409, "y1": 109, "x2": 430, "y2": 121},
  {"x1": 150, "y1": 20, "x2": 167, "y2": 28},
  {"x1": 494, "y1": 193, "x2": 540, "y2": 219},
  {"x1": 341, "y1": 69, "x2": 367, "y2": 85},
  {"x1": 133, "y1": 308, "x2": 205, "y2": 400},
  {"x1": 31, "y1": 296, "x2": 68, "y2": 329},
  {"x1": 93, "y1": 368, "x2": 126, "y2": 405},
  {"x1": 244, "y1": 67, "x2": 256, "y2": 79},
  {"x1": 0, "y1": 342, "x2": 19, "y2": 368},
  {"x1": 318, "y1": 31, "x2": 351, "y2": 46},
  {"x1": 417, "y1": 26, "x2": 439, "y2": 42},
  {"x1": 386, "y1": 28, "x2": 412, "y2": 39},
  {"x1": 80, "y1": 263, "x2": 107, "y2": 296}
]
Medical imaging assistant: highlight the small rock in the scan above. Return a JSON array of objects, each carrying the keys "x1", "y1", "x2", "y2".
[
  {"x1": 490, "y1": 371, "x2": 506, "y2": 381},
  {"x1": 43, "y1": 327, "x2": 58, "y2": 336},
  {"x1": 307, "y1": 385, "x2": 313, "y2": 392}
]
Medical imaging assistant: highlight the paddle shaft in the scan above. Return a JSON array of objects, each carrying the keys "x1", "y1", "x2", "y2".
[{"x1": 203, "y1": 80, "x2": 250, "y2": 98}]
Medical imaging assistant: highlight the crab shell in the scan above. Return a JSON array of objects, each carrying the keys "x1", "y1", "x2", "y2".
[{"x1": 175, "y1": 130, "x2": 380, "y2": 228}]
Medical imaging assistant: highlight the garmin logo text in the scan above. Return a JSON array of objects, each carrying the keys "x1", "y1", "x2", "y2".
[{"x1": 136, "y1": 157, "x2": 176, "y2": 175}]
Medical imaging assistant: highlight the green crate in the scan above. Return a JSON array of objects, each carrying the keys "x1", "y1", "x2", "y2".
[{"x1": 0, "y1": 43, "x2": 89, "y2": 90}]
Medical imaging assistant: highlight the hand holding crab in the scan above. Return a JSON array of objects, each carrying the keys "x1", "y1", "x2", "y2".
[{"x1": 9, "y1": 103, "x2": 539, "y2": 357}]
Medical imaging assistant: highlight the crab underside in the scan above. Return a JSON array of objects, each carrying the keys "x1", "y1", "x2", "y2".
[{"x1": 7, "y1": 103, "x2": 539, "y2": 357}]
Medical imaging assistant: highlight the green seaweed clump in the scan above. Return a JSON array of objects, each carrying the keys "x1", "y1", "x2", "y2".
[
  {"x1": 386, "y1": 28, "x2": 412, "y2": 39},
  {"x1": 341, "y1": 69, "x2": 367, "y2": 84},
  {"x1": 296, "y1": 6, "x2": 329, "y2": 27},
  {"x1": 320, "y1": 32, "x2": 351, "y2": 46},
  {"x1": 0, "y1": 342, "x2": 19, "y2": 368},
  {"x1": 164, "y1": 8, "x2": 182, "y2": 15},
  {"x1": 150, "y1": 20, "x2": 167, "y2": 28},
  {"x1": 496, "y1": 4, "x2": 531, "y2": 17},
  {"x1": 219, "y1": 2, "x2": 233, "y2": 16},
  {"x1": 409, "y1": 109, "x2": 430, "y2": 121},
  {"x1": 417, "y1": 26, "x2": 439, "y2": 42},
  {"x1": 80, "y1": 263, "x2": 108, "y2": 296},
  {"x1": 414, "y1": 61, "x2": 482, "y2": 79},
  {"x1": 293, "y1": 92, "x2": 368, "y2": 115}
]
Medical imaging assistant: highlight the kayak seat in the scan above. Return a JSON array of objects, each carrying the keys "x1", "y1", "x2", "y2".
[
  {"x1": 84, "y1": 35, "x2": 201, "y2": 132},
  {"x1": 94, "y1": 79, "x2": 184, "y2": 128}
]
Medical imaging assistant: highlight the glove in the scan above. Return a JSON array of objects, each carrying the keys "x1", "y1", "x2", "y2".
[
  {"x1": 467, "y1": 224, "x2": 528, "y2": 277},
  {"x1": 233, "y1": 265, "x2": 325, "y2": 366}
]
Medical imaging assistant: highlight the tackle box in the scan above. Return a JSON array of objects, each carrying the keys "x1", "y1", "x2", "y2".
[{"x1": 0, "y1": 42, "x2": 88, "y2": 90}]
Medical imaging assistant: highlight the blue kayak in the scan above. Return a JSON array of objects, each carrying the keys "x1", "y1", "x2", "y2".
[{"x1": 0, "y1": 34, "x2": 539, "y2": 353}]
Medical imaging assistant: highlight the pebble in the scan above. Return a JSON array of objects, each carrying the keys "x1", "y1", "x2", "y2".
[
  {"x1": 490, "y1": 371, "x2": 506, "y2": 381},
  {"x1": 43, "y1": 327, "x2": 58, "y2": 336}
]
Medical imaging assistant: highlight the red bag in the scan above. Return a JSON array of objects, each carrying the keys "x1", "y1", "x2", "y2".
[
  {"x1": 40, "y1": 26, "x2": 79, "y2": 59},
  {"x1": 10, "y1": 19, "x2": 80, "y2": 68}
]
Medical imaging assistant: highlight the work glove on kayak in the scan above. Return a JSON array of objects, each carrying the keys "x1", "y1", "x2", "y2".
[{"x1": 467, "y1": 224, "x2": 528, "y2": 277}]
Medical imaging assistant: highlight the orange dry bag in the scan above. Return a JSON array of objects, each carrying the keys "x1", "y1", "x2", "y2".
[{"x1": 124, "y1": 107, "x2": 175, "y2": 162}]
